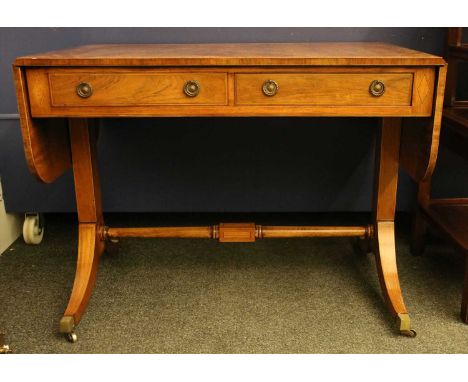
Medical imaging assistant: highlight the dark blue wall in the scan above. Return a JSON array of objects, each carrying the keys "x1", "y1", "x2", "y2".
[{"x1": 1, "y1": 27, "x2": 466, "y2": 213}]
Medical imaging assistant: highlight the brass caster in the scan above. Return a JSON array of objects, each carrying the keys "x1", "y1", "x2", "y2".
[
  {"x1": 400, "y1": 329, "x2": 417, "y2": 338},
  {"x1": 66, "y1": 332, "x2": 78, "y2": 343},
  {"x1": 0, "y1": 333, "x2": 12, "y2": 353},
  {"x1": 396, "y1": 313, "x2": 416, "y2": 337},
  {"x1": 0, "y1": 345, "x2": 12, "y2": 354}
]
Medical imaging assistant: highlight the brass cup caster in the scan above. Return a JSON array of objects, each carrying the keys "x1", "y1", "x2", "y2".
[
  {"x1": 400, "y1": 329, "x2": 417, "y2": 338},
  {"x1": 0, "y1": 333, "x2": 12, "y2": 353},
  {"x1": 0, "y1": 345, "x2": 12, "y2": 354},
  {"x1": 397, "y1": 313, "x2": 416, "y2": 338},
  {"x1": 66, "y1": 332, "x2": 78, "y2": 343},
  {"x1": 60, "y1": 316, "x2": 77, "y2": 343}
]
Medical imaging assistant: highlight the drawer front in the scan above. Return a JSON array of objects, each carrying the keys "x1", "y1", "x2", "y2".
[
  {"x1": 48, "y1": 72, "x2": 228, "y2": 106},
  {"x1": 235, "y1": 73, "x2": 413, "y2": 106}
]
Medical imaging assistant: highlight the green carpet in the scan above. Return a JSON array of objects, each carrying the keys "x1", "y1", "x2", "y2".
[{"x1": 0, "y1": 213, "x2": 467, "y2": 353}]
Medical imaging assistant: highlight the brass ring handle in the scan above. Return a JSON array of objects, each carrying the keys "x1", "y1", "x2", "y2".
[
  {"x1": 369, "y1": 80, "x2": 385, "y2": 97},
  {"x1": 76, "y1": 82, "x2": 93, "y2": 98},
  {"x1": 262, "y1": 80, "x2": 279, "y2": 97},
  {"x1": 183, "y1": 80, "x2": 200, "y2": 97}
]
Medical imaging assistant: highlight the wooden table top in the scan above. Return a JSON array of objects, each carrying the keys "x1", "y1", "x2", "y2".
[{"x1": 14, "y1": 42, "x2": 445, "y2": 67}]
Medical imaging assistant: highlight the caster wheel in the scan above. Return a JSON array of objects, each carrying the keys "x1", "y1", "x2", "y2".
[
  {"x1": 66, "y1": 332, "x2": 78, "y2": 343},
  {"x1": 400, "y1": 329, "x2": 417, "y2": 338},
  {"x1": 23, "y1": 213, "x2": 44, "y2": 245}
]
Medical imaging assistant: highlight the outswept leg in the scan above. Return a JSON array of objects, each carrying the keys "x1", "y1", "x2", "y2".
[
  {"x1": 374, "y1": 221, "x2": 414, "y2": 335},
  {"x1": 60, "y1": 118, "x2": 105, "y2": 342},
  {"x1": 373, "y1": 118, "x2": 415, "y2": 336},
  {"x1": 60, "y1": 223, "x2": 105, "y2": 338}
]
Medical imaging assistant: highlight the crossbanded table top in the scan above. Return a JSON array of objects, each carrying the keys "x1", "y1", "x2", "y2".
[{"x1": 14, "y1": 42, "x2": 445, "y2": 67}]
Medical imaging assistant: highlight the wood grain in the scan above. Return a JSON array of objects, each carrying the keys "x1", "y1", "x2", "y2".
[
  {"x1": 49, "y1": 72, "x2": 228, "y2": 106},
  {"x1": 14, "y1": 43, "x2": 445, "y2": 67},
  {"x1": 107, "y1": 226, "x2": 213, "y2": 239},
  {"x1": 219, "y1": 223, "x2": 256, "y2": 242},
  {"x1": 374, "y1": 118, "x2": 402, "y2": 221},
  {"x1": 61, "y1": 223, "x2": 105, "y2": 331},
  {"x1": 420, "y1": 65, "x2": 449, "y2": 182},
  {"x1": 106, "y1": 225, "x2": 371, "y2": 240},
  {"x1": 374, "y1": 221, "x2": 408, "y2": 316},
  {"x1": 373, "y1": 118, "x2": 409, "y2": 321},
  {"x1": 259, "y1": 225, "x2": 370, "y2": 238},
  {"x1": 25, "y1": 67, "x2": 435, "y2": 117},
  {"x1": 400, "y1": 65, "x2": 447, "y2": 182},
  {"x1": 411, "y1": 67, "x2": 436, "y2": 115},
  {"x1": 13, "y1": 66, "x2": 71, "y2": 183},
  {"x1": 69, "y1": 119, "x2": 103, "y2": 223},
  {"x1": 60, "y1": 118, "x2": 105, "y2": 333},
  {"x1": 12, "y1": 42, "x2": 447, "y2": 336},
  {"x1": 236, "y1": 73, "x2": 413, "y2": 106}
]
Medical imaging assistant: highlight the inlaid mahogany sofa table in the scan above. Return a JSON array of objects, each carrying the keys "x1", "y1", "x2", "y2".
[{"x1": 13, "y1": 43, "x2": 446, "y2": 342}]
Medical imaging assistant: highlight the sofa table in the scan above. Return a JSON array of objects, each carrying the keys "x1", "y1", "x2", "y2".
[{"x1": 13, "y1": 43, "x2": 446, "y2": 342}]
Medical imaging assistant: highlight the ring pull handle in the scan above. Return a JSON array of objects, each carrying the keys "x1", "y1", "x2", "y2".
[
  {"x1": 369, "y1": 80, "x2": 385, "y2": 97},
  {"x1": 262, "y1": 80, "x2": 279, "y2": 97},
  {"x1": 183, "y1": 80, "x2": 200, "y2": 97},
  {"x1": 76, "y1": 82, "x2": 93, "y2": 98}
]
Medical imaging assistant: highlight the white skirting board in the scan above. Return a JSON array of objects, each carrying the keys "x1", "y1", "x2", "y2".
[{"x1": 0, "y1": 178, "x2": 22, "y2": 255}]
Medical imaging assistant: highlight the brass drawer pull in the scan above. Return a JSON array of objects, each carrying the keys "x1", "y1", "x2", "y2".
[
  {"x1": 183, "y1": 80, "x2": 200, "y2": 97},
  {"x1": 369, "y1": 80, "x2": 385, "y2": 97},
  {"x1": 76, "y1": 82, "x2": 93, "y2": 98},
  {"x1": 262, "y1": 80, "x2": 279, "y2": 96}
]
